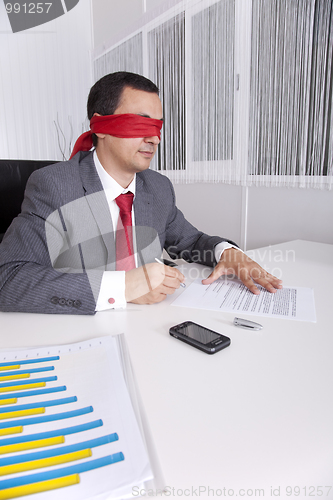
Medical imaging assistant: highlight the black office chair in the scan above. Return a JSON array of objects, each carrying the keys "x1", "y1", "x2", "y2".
[{"x1": 0, "y1": 159, "x2": 58, "y2": 242}]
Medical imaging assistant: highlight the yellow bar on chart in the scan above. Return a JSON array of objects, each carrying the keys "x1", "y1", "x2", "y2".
[
  {"x1": 0, "y1": 473, "x2": 80, "y2": 499},
  {"x1": 0, "y1": 408, "x2": 45, "y2": 420},
  {"x1": 0, "y1": 375, "x2": 30, "y2": 382},
  {"x1": 0, "y1": 449, "x2": 92, "y2": 476},
  {"x1": 0, "y1": 383, "x2": 45, "y2": 394},
  {"x1": 0, "y1": 366, "x2": 20, "y2": 372},
  {"x1": 0, "y1": 427, "x2": 23, "y2": 437},
  {"x1": 0, "y1": 436, "x2": 64, "y2": 455},
  {"x1": 0, "y1": 399, "x2": 17, "y2": 406}
]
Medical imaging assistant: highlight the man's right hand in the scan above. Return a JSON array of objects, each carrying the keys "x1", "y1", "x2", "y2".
[{"x1": 125, "y1": 263, "x2": 185, "y2": 304}]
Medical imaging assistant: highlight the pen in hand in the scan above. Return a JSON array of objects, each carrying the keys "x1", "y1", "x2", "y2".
[{"x1": 155, "y1": 258, "x2": 186, "y2": 287}]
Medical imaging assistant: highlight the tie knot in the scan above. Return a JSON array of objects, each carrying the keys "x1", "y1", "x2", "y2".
[{"x1": 115, "y1": 192, "x2": 134, "y2": 214}]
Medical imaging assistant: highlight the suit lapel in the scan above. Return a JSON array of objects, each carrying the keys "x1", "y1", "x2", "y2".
[
  {"x1": 134, "y1": 175, "x2": 153, "y2": 228},
  {"x1": 134, "y1": 175, "x2": 163, "y2": 266},
  {"x1": 79, "y1": 152, "x2": 115, "y2": 270}
]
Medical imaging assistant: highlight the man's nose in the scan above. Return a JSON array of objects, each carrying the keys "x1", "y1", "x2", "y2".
[{"x1": 144, "y1": 135, "x2": 160, "y2": 145}]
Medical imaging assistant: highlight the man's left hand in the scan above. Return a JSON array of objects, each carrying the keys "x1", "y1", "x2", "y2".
[{"x1": 202, "y1": 248, "x2": 283, "y2": 294}]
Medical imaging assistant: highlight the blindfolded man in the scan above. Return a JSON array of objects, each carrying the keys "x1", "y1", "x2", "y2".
[{"x1": 0, "y1": 72, "x2": 282, "y2": 314}]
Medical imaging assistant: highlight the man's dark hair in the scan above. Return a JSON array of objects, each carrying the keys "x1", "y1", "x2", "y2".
[{"x1": 87, "y1": 72, "x2": 159, "y2": 146}]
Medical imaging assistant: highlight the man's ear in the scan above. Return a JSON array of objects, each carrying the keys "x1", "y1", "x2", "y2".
[{"x1": 93, "y1": 113, "x2": 105, "y2": 138}]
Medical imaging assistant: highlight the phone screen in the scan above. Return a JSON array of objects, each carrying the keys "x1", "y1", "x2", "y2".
[{"x1": 179, "y1": 323, "x2": 221, "y2": 345}]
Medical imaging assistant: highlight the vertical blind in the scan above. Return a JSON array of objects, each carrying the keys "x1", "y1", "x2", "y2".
[
  {"x1": 249, "y1": 0, "x2": 333, "y2": 187},
  {"x1": 148, "y1": 13, "x2": 186, "y2": 171},
  {"x1": 94, "y1": 33, "x2": 143, "y2": 82},
  {"x1": 93, "y1": 0, "x2": 333, "y2": 189},
  {"x1": 192, "y1": 0, "x2": 234, "y2": 163}
]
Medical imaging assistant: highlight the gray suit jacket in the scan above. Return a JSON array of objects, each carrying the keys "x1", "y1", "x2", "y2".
[{"x1": 0, "y1": 151, "x2": 237, "y2": 314}]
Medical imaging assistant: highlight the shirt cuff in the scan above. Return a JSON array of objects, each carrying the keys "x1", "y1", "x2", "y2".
[
  {"x1": 214, "y1": 242, "x2": 244, "y2": 263},
  {"x1": 95, "y1": 271, "x2": 127, "y2": 311}
]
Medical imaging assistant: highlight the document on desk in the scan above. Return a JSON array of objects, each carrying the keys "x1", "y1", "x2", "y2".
[{"x1": 172, "y1": 278, "x2": 316, "y2": 322}]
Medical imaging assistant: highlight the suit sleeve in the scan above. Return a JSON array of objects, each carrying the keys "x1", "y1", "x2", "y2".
[
  {"x1": 0, "y1": 169, "x2": 100, "y2": 315},
  {"x1": 163, "y1": 180, "x2": 239, "y2": 267}
]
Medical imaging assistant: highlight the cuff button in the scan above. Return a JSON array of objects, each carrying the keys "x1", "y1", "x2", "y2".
[{"x1": 108, "y1": 298, "x2": 115, "y2": 304}]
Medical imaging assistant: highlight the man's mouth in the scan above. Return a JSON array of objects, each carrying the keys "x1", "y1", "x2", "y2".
[{"x1": 139, "y1": 150, "x2": 154, "y2": 157}]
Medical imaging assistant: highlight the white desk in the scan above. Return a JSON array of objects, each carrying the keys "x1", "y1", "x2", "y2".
[{"x1": 1, "y1": 240, "x2": 332, "y2": 499}]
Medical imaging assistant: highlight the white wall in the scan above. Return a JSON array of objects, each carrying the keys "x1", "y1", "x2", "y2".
[
  {"x1": 92, "y1": 0, "x2": 143, "y2": 49},
  {"x1": 246, "y1": 186, "x2": 333, "y2": 249},
  {"x1": 173, "y1": 183, "x2": 333, "y2": 251},
  {"x1": 173, "y1": 183, "x2": 243, "y2": 246},
  {"x1": 0, "y1": 0, "x2": 93, "y2": 160},
  {"x1": 92, "y1": 0, "x2": 168, "y2": 51}
]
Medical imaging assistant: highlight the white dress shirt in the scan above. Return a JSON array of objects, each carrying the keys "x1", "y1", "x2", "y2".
[
  {"x1": 93, "y1": 151, "x2": 241, "y2": 311},
  {"x1": 94, "y1": 150, "x2": 136, "y2": 311}
]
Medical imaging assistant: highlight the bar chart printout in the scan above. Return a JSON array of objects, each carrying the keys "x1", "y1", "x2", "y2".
[{"x1": 0, "y1": 337, "x2": 153, "y2": 499}]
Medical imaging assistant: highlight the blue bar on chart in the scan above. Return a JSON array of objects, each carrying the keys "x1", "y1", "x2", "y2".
[
  {"x1": 0, "y1": 420, "x2": 104, "y2": 447},
  {"x1": 0, "y1": 367, "x2": 55, "y2": 377},
  {"x1": 0, "y1": 377, "x2": 57, "y2": 389},
  {"x1": 0, "y1": 407, "x2": 94, "y2": 429},
  {"x1": 0, "y1": 386, "x2": 67, "y2": 400},
  {"x1": 0, "y1": 397, "x2": 77, "y2": 414},
  {"x1": 0, "y1": 455, "x2": 125, "y2": 490},
  {"x1": 0, "y1": 434, "x2": 119, "y2": 466},
  {"x1": 0, "y1": 357, "x2": 60, "y2": 367}
]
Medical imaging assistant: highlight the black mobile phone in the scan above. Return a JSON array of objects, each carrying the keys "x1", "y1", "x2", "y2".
[{"x1": 169, "y1": 321, "x2": 231, "y2": 354}]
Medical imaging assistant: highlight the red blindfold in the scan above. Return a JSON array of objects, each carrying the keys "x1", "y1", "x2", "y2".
[{"x1": 70, "y1": 114, "x2": 163, "y2": 159}]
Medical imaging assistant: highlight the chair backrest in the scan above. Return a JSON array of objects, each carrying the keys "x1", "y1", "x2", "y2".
[{"x1": 0, "y1": 159, "x2": 58, "y2": 241}]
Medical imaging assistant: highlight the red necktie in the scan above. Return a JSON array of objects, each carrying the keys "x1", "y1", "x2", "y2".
[{"x1": 115, "y1": 192, "x2": 136, "y2": 271}]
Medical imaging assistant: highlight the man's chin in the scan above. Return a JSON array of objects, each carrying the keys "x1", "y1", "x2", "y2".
[
  {"x1": 139, "y1": 162, "x2": 152, "y2": 171},
  {"x1": 135, "y1": 157, "x2": 154, "y2": 171}
]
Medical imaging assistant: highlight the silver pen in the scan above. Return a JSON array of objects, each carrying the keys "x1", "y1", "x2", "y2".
[
  {"x1": 155, "y1": 258, "x2": 186, "y2": 287},
  {"x1": 233, "y1": 317, "x2": 263, "y2": 330}
]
